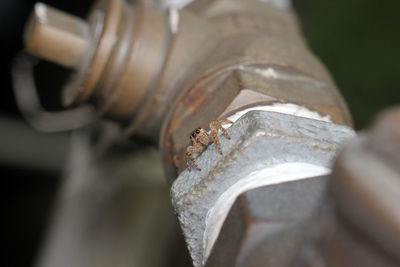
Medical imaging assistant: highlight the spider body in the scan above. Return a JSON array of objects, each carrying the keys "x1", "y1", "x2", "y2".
[{"x1": 185, "y1": 118, "x2": 233, "y2": 171}]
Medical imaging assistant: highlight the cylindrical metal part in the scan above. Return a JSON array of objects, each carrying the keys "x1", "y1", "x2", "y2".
[{"x1": 23, "y1": 3, "x2": 90, "y2": 68}]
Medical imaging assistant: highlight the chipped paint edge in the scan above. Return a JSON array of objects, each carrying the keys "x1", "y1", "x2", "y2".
[{"x1": 227, "y1": 103, "x2": 332, "y2": 124}]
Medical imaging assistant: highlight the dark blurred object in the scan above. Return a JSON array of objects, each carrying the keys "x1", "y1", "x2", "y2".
[
  {"x1": 0, "y1": 0, "x2": 92, "y2": 117},
  {"x1": 0, "y1": 1, "x2": 94, "y2": 267},
  {"x1": 34, "y1": 126, "x2": 191, "y2": 267},
  {"x1": 327, "y1": 106, "x2": 400, "y2": 266},
  {"x1": 12, "y1": 53, "x2": 98, "y2": 132}
]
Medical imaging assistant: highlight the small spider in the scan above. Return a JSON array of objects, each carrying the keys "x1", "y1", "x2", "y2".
[{"x1": 185, "y1": 118, "x2": 233, "y2": 171}]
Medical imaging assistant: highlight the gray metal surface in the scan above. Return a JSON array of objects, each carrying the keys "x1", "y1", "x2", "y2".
[
  {"x1": 171, "y1": 110, "x2": 355, "y2": 267},
  {"x1": 205, "y1": 174, "x2": 332, "y2": 267}
]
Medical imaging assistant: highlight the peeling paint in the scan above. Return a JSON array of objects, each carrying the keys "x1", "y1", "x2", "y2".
[
  {"x1": 227, "y1": 103, "x2": 333, "y2": 124},
  {"x1": 257, "y1": 67, "x2": 279, "y2": 79},
  {"x1": 169, "y1": 8, "x2": 179, "y2": 33}
]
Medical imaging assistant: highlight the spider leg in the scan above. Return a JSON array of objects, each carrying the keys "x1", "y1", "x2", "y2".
[
  {"x1": 186, "y1": 145, "x2": 202, "y2": 171},
  {"x1": 185, "y1": 156, "x2": 192, "y2": 172},
  {"x1": 217, "y1": 120, "x2": 232, "y2": 139},
  {"x1": 209, "y1": 122, "x2": 223, "y2": 154},
  {"x1": 218, "y1": 118, "x2": 233, "y2": 125}
]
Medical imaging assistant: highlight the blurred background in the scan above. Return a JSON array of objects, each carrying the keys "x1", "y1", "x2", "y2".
[{"x1": 1, "y1": 0, "x2": 399, "y2": 266}]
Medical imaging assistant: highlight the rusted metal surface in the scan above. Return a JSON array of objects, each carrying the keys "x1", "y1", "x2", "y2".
[
  {"x1": 328, "y1": 107, "x2": 400, "y2": 266},
  {"x1": 171, "y1": 110, "x2": 355, "y2": 266},
  {"x1": 159, "y1": 0, "x2": 352, "y2": 179},
  {"x1": 22, "y1": 0, "x2": 351, "y2": 158}
]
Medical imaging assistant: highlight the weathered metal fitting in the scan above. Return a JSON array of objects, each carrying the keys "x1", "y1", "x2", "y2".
[
  {"x1": 22, "y1": 0, "x2": 352, "y2": 150},
  {"x1": 24, "y1": 3, "x2": 90, "y2": 69},
  {"x1": 23, "y1": 0, "x2": 170, "y2": 123},
  {"x1": 205, "y1": 175, "x2": 333, "y2": 267},
  {"x1": 160, "y1": 0, "x2": 352, "y2": 178},
  {"x1": 64, "y1": 0, "x2": 170, "y2": 122},
  {"x1": 171, "y1": 110, "x2": 355, "y2": 267}
]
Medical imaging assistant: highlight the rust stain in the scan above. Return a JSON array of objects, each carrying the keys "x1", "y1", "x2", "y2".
[
  {"x1": 181, "y1": 70, "x2": 216, "y2": 111},
  {"x1": 166, "y1": 63, "x2": 241, "y2": 136},
  {"x1": 168, "y1": 88, "x2": 210, "y2": 133},
  {"x1": 311, "y1": 105, "x2": 348, "y2": 126},
  {"x1": 182, "y1": 86, "x2": 209, "y2": 108},
  {"x1": 165, "y1": 138, "x2": 174, "y2": 164},
  {"x1": 313, "y1": 144, "x2": 333, "y2": 152},
  {"x1": 168, "y1": 115, "x2": 184, "y2": 135}
]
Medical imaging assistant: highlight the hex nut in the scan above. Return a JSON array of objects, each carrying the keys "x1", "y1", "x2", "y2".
[{"x1": 171, "y1": 110, "x2": 355, "y2": 266}]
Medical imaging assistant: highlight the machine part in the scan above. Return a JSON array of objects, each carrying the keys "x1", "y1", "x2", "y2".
[
  {"x1": 203, "y1": 163, "x2": 328, "y2": 259},
  {"x1": 24, "y1": 3, "x2": 90, "y2": 68},
  {"x1": 328, "y1": 107, "x2": 400, "y2": 266},
  {"x1": 12, "y1": 52, "x2": 98, "y2": 132},
  {"x1": 171, "y1": 110, "x2": 355, "y2": 267},
  {"x1": 160, "y1": 0, "x2": 352, "y2": 178},
  {"x1": 22, "y1": 0, "x2": 171, "y2": 122},
  {"x1": 205, "y1": 173, "x2": 332, "y2": 267},
  {"x1": 21, "y1": 0, "x2": 351, "y2": 147}
]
